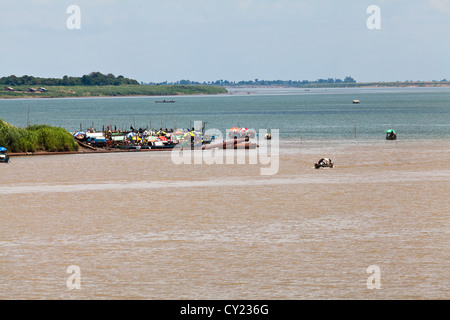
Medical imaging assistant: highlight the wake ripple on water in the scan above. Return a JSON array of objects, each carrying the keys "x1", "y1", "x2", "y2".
[{"x1": 1, "y1": 170, "x2": 449, "y2": 195}]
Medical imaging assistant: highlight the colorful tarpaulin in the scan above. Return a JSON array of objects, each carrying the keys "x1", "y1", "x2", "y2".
[
  {"x1": 0, "y1": 147, "x2": 7, "y2": 152},
  {"x1": 73, "y1": 132, "x2": 86, "y2": 139},
  {"x1": 385, "y1": 129, "x2": 396, "y2": 134}
]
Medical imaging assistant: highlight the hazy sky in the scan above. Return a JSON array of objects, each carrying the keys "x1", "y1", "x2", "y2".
[{"x1": 1, "y1": 0, "x2": 449, "y2": 83}]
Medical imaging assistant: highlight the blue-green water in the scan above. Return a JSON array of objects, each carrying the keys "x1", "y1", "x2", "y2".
[{"x1": 1, "y1": 87, "x2": 449, "y2": 141}]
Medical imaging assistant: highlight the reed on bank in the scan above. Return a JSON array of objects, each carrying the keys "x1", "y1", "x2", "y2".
[
  {"x1": 0, "y1": 84, "x2": 228, "y2": 99},
  {"x1": 0, "y1": 119, "x2": 78, "y2": 153}
]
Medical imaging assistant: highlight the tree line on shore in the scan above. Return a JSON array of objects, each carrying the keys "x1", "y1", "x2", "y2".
[
  {"x1": 1, "y1": 73, "x2": 357, "y2": 87},
  {"x1": 0, "y1": 72, "x2": 139, "y2": 87},
  {"x1": 3, "y1": 72, "x2": 448, "y2": 90},
  {"x1": 143, "y1": 77, "x2": 449, "y2": 87},
  {"x1": 144, "y1": 76, "x2": 357, "y2": 86}
]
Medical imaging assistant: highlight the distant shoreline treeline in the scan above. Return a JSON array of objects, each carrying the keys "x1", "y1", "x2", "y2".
[
  {"x1": 2, "y1": 71, "x2": 449, "y2": 94},
  {"x1": 0, "y1": 84, "x2": 227, "y2": 99},
  {"x1": 226, "y1": 80, "x2": 450, "y2": 88},
  {"x1": 144, "y1": 76, "x2": 357, "y2": 86},
  {"x1": 0, "y1": 72, "x2": 230, "y2": 98},
  {"x1": 0, "y1": 72, "x2": 139, "y2": 86},
  {"x1": 144, "y1": 77, "x2": 450, "y2": 88}
]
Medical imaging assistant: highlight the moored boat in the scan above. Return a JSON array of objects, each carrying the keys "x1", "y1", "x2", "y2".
[
  {"x1": 0, "y1": 147, "x2": 9, "y2": 163},
  {"x1": 202, "y1": 137, "x2": 250, "y2": 150},
  {"x1": 151, "y1": 140, "x2": 176, "y2": 149}
]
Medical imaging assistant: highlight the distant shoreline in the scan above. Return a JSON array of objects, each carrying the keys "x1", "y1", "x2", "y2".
[
  {"x1": 225, "y1": 82, "x2": 450, "y2": 89},
  {"x1": 0, "y1": 84, "x2": 228, "y2": 99},
  {"x1": 2, "y1": 82, "x2": 450, "y2": 99},
  {"x1": 0, "y1": 93, "x2": 229, "y2": 100}
]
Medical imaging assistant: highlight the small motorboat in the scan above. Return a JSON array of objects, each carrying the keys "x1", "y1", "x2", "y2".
[
  {"x1": 155, "y1": 100, "x2": 175, "y2": 103},
  {"x1": 385, "y1": 129, "x2": 397, "y2": 140},
  {"x1": 0, "y1": 147, "x2": 10, "y2": 163},
  {"x1": 314, "y1": 158, "x2": 333, "y2": 169}
]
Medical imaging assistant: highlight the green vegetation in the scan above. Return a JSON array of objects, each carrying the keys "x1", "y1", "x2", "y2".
[
  {"x1": 0, "y1": 72, "x2": 139, "y2": 86},
  {"x1": 0, "y1": 119, "x2": 78, "y2": 153},
  {"x1": 0, "y1": 72, "x2": 228, "y2": 98},
  {"x1": 0, "y1": 84, "x2": 227, "y2": 99},
  {"x1": 3, "y1": 71, "x2": 448, "y2": 98}
]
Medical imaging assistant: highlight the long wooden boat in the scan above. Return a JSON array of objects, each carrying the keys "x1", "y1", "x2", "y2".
[
  {"x1": 202, "y1": 137, "x2": 250, "y2": 150},
  {"x1": 155, "y1": 100, "x2": 175, "y2": 103}
]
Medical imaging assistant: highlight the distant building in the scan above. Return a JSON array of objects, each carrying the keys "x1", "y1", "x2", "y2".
[
  {"x1": 4, "y1": 86, "x2": 14, "y2": 91},
  {"x1": 38, "y1": 87, "x2": 47, "y2": 92},
  {"x1": 27, "y1": 88, "x2": 37, "y2": 92}
]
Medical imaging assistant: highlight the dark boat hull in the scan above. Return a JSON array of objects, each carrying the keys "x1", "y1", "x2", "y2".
[
  {"x1": 315, "y1": 163, "x2": 333, "y2": 169},
  {"x1": 386, "y1": 133, "x2": 397, "y2": 140}
]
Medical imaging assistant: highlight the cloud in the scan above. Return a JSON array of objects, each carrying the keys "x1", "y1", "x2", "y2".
[
  {"x1": 237, "y1": 0, "x2": 253, "y2": 11},
  {"x1": 429, "y1": 0, "x2": 450, "y2": 12}
]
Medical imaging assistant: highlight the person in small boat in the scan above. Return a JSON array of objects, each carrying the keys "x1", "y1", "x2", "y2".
[
  {"x1": 315, "y1": 158, "x2": 333, "y2": 168},
  {"x1": 387, "y1": 132, "x2": 397, "y2": 139}
]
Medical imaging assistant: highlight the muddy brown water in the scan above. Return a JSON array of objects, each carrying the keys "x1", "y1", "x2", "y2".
[{"x1": 1, "y1": 139, "x2": 449, "y2": 299}]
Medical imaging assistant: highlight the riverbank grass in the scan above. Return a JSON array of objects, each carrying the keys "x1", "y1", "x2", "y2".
[
  {"x1": 0, "y1": 84, "x2": 228, "y2": 99},
  {"x1": 0, "y1": 119, "x2": 78, "y2": 153}
]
